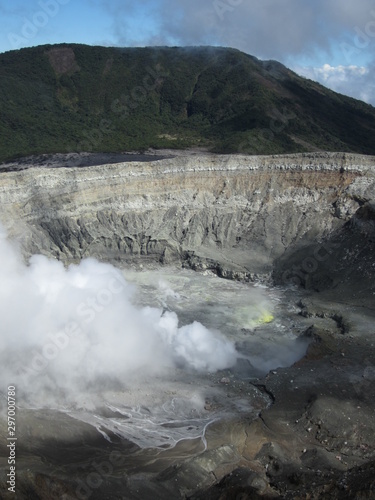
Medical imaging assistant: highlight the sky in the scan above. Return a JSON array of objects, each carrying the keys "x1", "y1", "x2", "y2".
[{"x1": 0, "y1": 0, "x2": 375, "y2": 104}]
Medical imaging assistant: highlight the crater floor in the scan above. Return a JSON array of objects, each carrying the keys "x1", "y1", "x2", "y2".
[{"x1": 0, "y1": 152, "x2": 374, "y2": 498}]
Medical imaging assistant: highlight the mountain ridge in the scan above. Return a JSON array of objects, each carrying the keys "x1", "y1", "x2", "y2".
[{"x1": 1, "y1": 43, "x2": 375, "y2": 161}]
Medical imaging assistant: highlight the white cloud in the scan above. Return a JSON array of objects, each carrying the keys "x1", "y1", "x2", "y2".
[
  {"x1": 91, "y1": 0, "x2": 375, "y2": 62},
  {"x1": 293, "y1": 63, "x2": 375, "y2": 105},
  {"x1": 90, "y1": 0, "x2": 375, "y2": 105},
  {"x1": 317, "y1": 64, "x2": 368, "y2": 79}
]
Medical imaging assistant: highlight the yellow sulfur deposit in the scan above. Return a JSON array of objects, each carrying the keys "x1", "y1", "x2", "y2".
[
  {"x1": 235, "y1": 306, "x2": 274, "y2": 329},
  {"x1": 255, "y1": 312, "x2": 274, "y2": 324}
]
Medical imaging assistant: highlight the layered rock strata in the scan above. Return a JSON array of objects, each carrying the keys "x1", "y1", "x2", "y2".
[{"x1": 0, "y1": 152, "x2": 374, "y2": 289}]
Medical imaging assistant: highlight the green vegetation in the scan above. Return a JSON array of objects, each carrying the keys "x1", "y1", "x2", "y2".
[{"x1": 1, "y1": 43, "x2": 375, "y2": 161}]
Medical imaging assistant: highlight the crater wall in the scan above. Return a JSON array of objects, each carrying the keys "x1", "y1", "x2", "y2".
[{"x1": 0, "y1": 152, "x2": 374, "y2": 285}]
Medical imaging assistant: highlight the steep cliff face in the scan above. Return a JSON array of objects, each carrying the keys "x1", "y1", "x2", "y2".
[{"x1": 0, "y1": 152, "x2": 374, "y2": 286}]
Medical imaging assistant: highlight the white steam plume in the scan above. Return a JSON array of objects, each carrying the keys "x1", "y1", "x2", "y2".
[{"x1": 0, "y1": 227, "x2": 238, "y2": 406}]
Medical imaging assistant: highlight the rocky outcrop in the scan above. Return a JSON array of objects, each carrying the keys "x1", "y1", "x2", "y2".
[{"x1": 0, "y1": 152, "x2": 374, "y2": 288}]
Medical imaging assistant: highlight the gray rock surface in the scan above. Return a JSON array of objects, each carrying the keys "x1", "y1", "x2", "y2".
[{"x1": 0, "y1": 151, "x2": 374, "y2": 286}]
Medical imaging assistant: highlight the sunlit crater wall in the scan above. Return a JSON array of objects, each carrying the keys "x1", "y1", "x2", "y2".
[{"x1": 0, "y1": 152, "x2": 374, "y2": 278}]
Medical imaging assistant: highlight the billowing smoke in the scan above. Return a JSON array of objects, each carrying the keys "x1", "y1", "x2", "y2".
[{"x1": 0, "y1": 226, "x2": 238, "y2": 406}]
